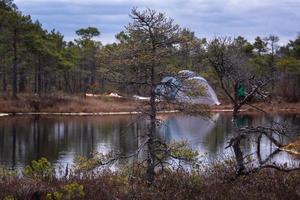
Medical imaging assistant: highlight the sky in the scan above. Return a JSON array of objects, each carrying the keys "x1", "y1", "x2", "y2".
[{"x1": 14, "y1": 0, "x2": 300, "y2": 44}]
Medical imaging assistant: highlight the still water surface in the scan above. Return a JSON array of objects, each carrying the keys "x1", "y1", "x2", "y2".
[{"x1": 0, "y1": 113, "x2": 299, "y2": 169}]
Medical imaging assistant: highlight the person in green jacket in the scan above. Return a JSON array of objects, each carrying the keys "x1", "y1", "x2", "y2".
[{"x1": 237, "y1": 83, "x2": 245, "y2": 100}]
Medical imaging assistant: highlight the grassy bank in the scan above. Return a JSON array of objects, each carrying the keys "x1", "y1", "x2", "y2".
[
  {"x1": 0, "y1": 94, "x2": 300, "y2": 114},
  {"x1": 1, "y1": 158, "x2": 300, "y2": 200},
  {"x1": 0, "y1": 94, "x2": 140, "y2": 113},
  {"x1": 211, "y1": 102, "x2": 300, "y2": 113}
]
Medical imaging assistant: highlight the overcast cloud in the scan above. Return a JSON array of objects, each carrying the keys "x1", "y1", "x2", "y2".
[{"x1": 14, "y1": 0, "x2": 300, "y2": 44}]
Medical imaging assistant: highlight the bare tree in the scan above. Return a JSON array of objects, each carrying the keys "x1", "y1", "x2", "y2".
[
  {"x1": 207, "y1": 37, "x2": 271, "y2": 118},
  {"x1": 206, "y1": 38, "x2": 300, "y2": 176},
  {"x1": 226, "y1": 122, "x2": 300, "y2": 176}
]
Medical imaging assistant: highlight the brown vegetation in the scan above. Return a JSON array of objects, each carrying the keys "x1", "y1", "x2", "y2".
[
  {"x1": 1, "y1": 159, "x2": 300, "y2": 200},
  {"x1": 0, "y1": 93, "x2": 140, "y2": 113},
  {"x1": 0, "y1": 94, "x2": 300, "y2": 114},
  {"x1": 281, "y1": 138, "x2": 300, "y2": 155},
  {"x1": 211, "y1": 102, "x2": 300, "y2": 114}
]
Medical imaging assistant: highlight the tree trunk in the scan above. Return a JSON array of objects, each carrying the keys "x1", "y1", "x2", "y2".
[
  {"x1": 91, "y1": 63, "x2": 96, "y2": 90},
  {"x1": 34, "y1": 58, "x2": 37, "y2": 94},
  {"x1": 19, "y1": 65, "x2": 26, "y2": 92},
  {"x1": 147, "y1": 61, "x2": 157, "y2": 184},
  {"x1": 79, "y1": 70, "x2": 83, "y2": 93},
  {"x1": 1, "y1": 58, "x2": 7, "y2": 92},
  {"x1": 232, "y1": 136, "x2": 245, "y2": 175},
  {"x1": 37, "y1": 55, "x2": 42, "y2": 96},
  {"x1": 63, "y1": 71, "x2": 73, "y2": 93},
  {"x1": 233, "y1": 103, "x2": 240, "y2": 121},
  {"x1": 12, "y1": 28, "x2": 18, "y2": 99}
]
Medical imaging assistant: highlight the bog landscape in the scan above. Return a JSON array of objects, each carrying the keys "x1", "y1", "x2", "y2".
[{"x1": 0, "y1": 0, "x2": 300, "y2": 199}]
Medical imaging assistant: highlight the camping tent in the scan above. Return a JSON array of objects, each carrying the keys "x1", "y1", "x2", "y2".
[{"x1": 156, "y1": 70, "x2": 221, "y2": 105}]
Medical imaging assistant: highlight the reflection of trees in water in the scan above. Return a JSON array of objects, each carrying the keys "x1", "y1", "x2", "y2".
[
  {"x1": 159, "y1": 114, "x2": 220, "y2": 143},
  {"x1": 0, "y1": 116, "x2": 145, "y2": 169},
  {"x1": 0, "y1": 114, "x2": 299, "y2": 169},
  {"x1": 229, "y1": 115, "x2": 300, "y2": 175},
  {"x1": 204, "y1": 115, "x2": 232, "y2": 156},
  {"x1": 0, "y1": 116, "x2": 75, "y2": 168},
  {"x1": 158, "y1": 114, "x2": 253, "y2": 158},
  {"x1": 159, "y1": 113, "x2": 300, "y2": 166}
]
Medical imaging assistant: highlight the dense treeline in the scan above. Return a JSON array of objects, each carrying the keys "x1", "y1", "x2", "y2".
[{"x1": 0, "y1": 0, "x2": 299, "y2": 101}]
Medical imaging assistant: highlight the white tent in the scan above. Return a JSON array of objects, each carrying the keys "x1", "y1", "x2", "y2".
[{"x1": 156, "y1": 70, "x2": 221, "y2": 105}]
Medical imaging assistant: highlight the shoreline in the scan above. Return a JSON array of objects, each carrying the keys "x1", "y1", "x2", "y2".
[
  {"x1": 0, "y1": 95, "x2": 299, "y2": 117},
  {"x1": 0, "y1": 110, "x2": 180, "y2": 117},
  {"x1": 0, "y1": 107, "x2": 299, "y2": 117}
]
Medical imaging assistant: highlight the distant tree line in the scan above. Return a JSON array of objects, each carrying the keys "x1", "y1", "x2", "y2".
[{"x1": 0, "y1": 0, "x2": 299, "y2": 102}]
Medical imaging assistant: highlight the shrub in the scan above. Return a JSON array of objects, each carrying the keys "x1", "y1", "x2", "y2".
[
  {"x1": 1, "y1": 157, "x2": 300, "y2": 199},
  {"x1": 3, "y1": 195, "x2": 16, "y2": 200},
  {"x1": 23, "y1": 157, "x2": 54, "y2": 181},
  {"x1": 46, "y1": 182, "x2": 85, "y2": 200}
]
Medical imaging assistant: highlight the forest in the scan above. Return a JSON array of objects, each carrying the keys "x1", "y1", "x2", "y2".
[{"x1": 0, "y1": 0, "x2": 299, "y2": 103}]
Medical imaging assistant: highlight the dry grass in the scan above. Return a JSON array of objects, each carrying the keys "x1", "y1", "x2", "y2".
[
  {"x1": 0, "y1": 93, "x2": 140, "y2": 113},
  {"x1": 1, "y1": 160, "x2": 300, "y2": 200},
  {"x1": 0, "y1": 93, "x2": 300, "y2": 114},
  {"x1": 281, "y1": 138, "x2": 300, "y2": 155},
  {"x1": 211, "y1": 102, "x2": 300, "y2": 114}
]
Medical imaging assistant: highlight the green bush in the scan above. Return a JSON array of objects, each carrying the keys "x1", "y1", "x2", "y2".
[
  {"x1": 0, "y1": 167, "x2": 17, "y2": 177},
  {"x1": 23, "y1": 157, "x2": 54, "y2": 181},
  {"x1": 46, "y1": 182, "x2": 85, "y2": 200},
  {"x1": 3, "y1": 195, "x2": 16, "y2": 200}
]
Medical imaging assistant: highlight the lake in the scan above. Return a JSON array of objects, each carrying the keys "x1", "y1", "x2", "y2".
[{"x1": 0, "y1": 113, "x2": 300, "y2": 170}]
